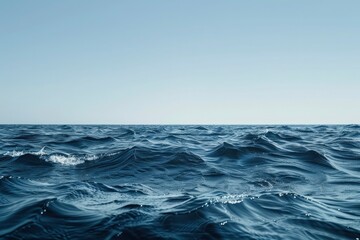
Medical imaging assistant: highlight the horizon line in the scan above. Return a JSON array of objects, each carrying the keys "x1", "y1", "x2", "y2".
[{"x1": 0, "y1": 123, "x2": 358, "y2": 126}]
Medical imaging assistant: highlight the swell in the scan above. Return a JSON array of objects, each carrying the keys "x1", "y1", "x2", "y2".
[
  {"x1": 208, "y1": 140, "x2": 334, "y2": 170},
  {"x1": 76, "y1": 146, "x2": 207, "y2": 180},
  {"x1": 2, "y1": 186, "x2": 358, "y2": 240},
  {"x1": 53, "y1": 136, "x2": 116, "y2": 148},
  {"x1": 0, "y1": 125, "x2": 359, "y2": 239},
  {"x1": 0, "y1": 176, "x2": 150, "y2": 238}
]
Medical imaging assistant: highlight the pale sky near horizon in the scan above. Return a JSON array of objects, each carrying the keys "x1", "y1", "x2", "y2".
[{"x1": 0, "y1": 1, "x2": 359, "y2": 124}]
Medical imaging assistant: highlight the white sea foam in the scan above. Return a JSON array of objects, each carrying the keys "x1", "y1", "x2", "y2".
[
  {"x1": 4, "y1": 147, "x2": 46, "y2": 157},
  {"x1": 84, "y1": 155, "x2": 98, "y2": 161},
  {"x1": 205, "y1": 194, "x2": 247, "y2": 206},
  {"x1": 4, "y1": 150, "x2": 25, "y2": 157},
  {"x1": 47, "y1": 155, "x2": 82, "y2": 166},
  {"x1": 46, "y1": 154, "x2": 98, "y2": 166},
  {"x1": 3, "y1": 147, "x2": 99, "y2": 166}
]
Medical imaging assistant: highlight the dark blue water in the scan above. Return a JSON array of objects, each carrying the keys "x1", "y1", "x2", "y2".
[{"x1": 0, "y1": 125, "x2": 359, "y2": 239}]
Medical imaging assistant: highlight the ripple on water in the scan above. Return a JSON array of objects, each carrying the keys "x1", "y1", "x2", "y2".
[{"x1": 0, "y1": 125, "x2": 359, "y2": 239}]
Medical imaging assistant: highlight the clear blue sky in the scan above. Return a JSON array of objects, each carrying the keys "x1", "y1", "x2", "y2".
[{"x1": 0, "y1": 1, "x2": 359, "y2": 124}]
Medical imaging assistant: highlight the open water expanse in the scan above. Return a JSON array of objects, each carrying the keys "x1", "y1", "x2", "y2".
[{"x1": 0, "y1": 125, "x2": 359, "y2": 239}]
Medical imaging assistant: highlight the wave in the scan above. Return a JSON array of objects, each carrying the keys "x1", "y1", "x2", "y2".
[
  {"x1": 47, "y1": 154, "x2": 98, "y2": 166},
  {"x1": 3, "y1": 147, "x2": 46, "y2": 157},
  {"x1": 0, "y1": 125, "x2": 359, "y2": 239},
  {"x1": 209, "y1": 142, "x2": 270, "y2": 159},
  {"x1": 3, "y1": 149, "x2": 99, "y2": 166},
  {"x1": 60, "y1": 136, "x2": 116, "y2": 148}
]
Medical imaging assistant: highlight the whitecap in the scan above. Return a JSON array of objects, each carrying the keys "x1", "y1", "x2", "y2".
[
  {"x1": 46, "y1": 154, "x2": 98, "y2": 166},
  {"x1": 84, "y1": 155, "x2": 98, "y2": 161},
  {"x1": 3, "y1": 146, "x2": 99, "y2": 166},
  {"x1": 4, "y1": 150, "x2": 25, "y2": 157},
  {"x1": 208, "y1": 194, "x2": 247, "y2": 205},
  {"x1": 47, "y1": 155, "x2": 83, "y2": 166},
  {"x1": 3, "y1": 147, "x2": 47, "y2": 157}
]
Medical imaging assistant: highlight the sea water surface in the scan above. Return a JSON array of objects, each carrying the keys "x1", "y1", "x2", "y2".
[{"x1": 0, "y1": 125, "x2": 359, "y2": 239}]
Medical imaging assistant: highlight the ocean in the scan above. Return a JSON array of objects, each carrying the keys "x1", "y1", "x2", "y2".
[{"x1": 0, "y1": 125, "x2": 359, "y2": 239}]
